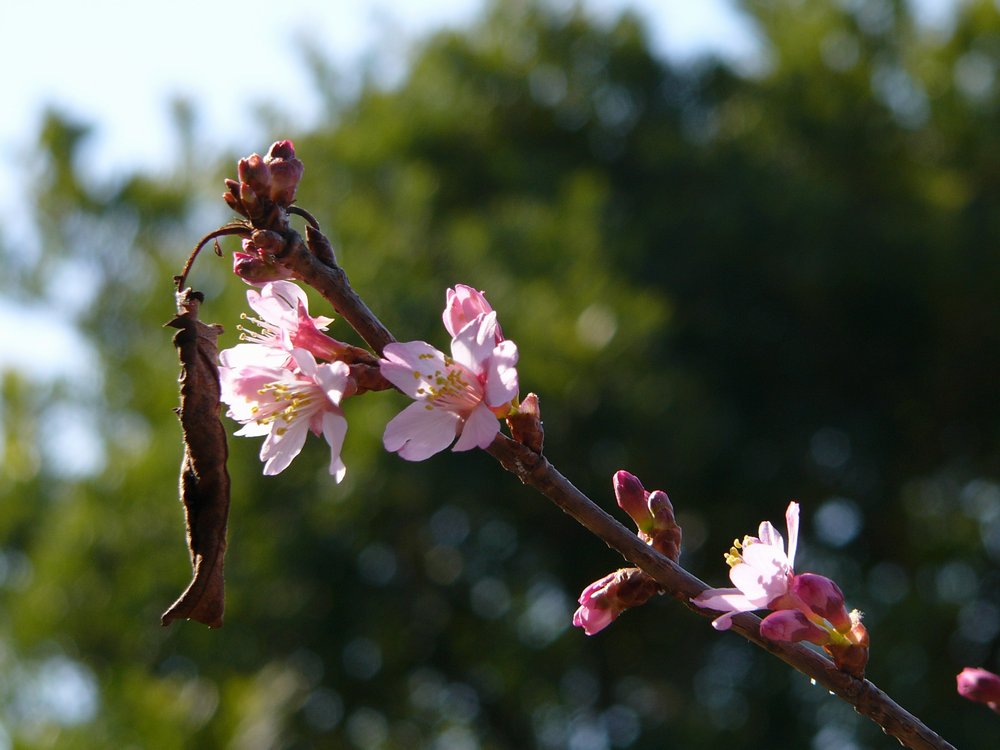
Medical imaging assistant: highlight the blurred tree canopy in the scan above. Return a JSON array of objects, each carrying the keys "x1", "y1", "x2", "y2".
[{"x1": 3, "y1": 0, "x2": 1000, "y2": 747}]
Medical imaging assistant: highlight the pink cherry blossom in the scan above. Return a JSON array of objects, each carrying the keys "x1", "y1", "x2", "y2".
[
  {"x1": 380, "y1": 311, "x2": 518, "y2": 461},
  {"x1": 223, "y1": 281, "x2": 346, "y2": 368},
  {"x1": 220, "y1": 348, "x2": 350, "y2": 480},
  {"x1": 442, "y1": 284, "x2": 502, "y2": 341},
  {"x1": 691, "y1": 501, "x2": 800, "y2": 630}
]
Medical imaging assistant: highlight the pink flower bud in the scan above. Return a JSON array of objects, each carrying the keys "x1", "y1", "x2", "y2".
[
  {"x1": 647, "y1": 490, "x2": 682, "y2": 561},
  {"x1": 614, "y1": 470, "x2": 652, "y2": 533},
  {"x1": 232, "y1": 238, "x2": 294, "y2": 285},
  {"x1": 238, "y1": 153, "x2": 272, "y2": 198},
  {"x1": 267, "y1": 139, "x2": 297, "y2": 161},
  {"x1": 825, "y1": 611, "x2": 869, "y2": 678},
  {"x1": 224, "y1": 179, "x2": 246, "y2": 216},
  {"x1": 443, "y1": 284, "x2": 498, "y2": 339},
  {"x1": 572, "y1": 567, "x2": 659, "y2": 636},
  {"x1": 792, "y1": 573, "x2": 851, "y2": 633},
  {"x1": 957, "y1": 667, "x2": 1000, "y2": 711},
  {"x1": 264, "y1": 140, "x2": 304, "y2": 206},
  {"x1": 240, "y1": 182, "x2": 260, "y2": 213},
  {"x1": 760, "y1": 609, "x2": 830, "y2": 645},
  {"x1": 507, "y1": 392, "x2": 544, "y2": 453}
]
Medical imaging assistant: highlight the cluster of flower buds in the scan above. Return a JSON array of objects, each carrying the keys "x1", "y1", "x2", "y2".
[
  {"x1": 224, "y1": 140, "x2": 305, "y2": 228},
  {"x1": 957, "y1": 667, "x2": 1000, "y2": 715},
  {"x1": 692, "y1": 502, "x2": 869, "y2": 677},
  {"x1": 613, "y1": 470, "x2": 682, "y2": 560},
  {"x1": 572, "y1": 471, "x2": 681, "y2": 635}
]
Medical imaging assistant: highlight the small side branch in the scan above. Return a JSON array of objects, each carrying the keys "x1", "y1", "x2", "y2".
[{"x1": 174, "y1": 224, "x2": 251, "y2": 291}]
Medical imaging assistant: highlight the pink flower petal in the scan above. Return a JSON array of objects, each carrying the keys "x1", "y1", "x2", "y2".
[
  {"x1": 452, "y1": 402, "x2": 500, "y2": 451},
  {"x1": 785, "y1": 501, "x2": 800, "y2": 568},
  {"x1": 573, "y1": 604, "x2": 615, "y2": 636},
  {"x1": 321, "y1": 410, "x2": 348, "y2": 482},
  {"x1": 757, "y1": 520, "x2": 783, "y2": 549},
  {"x1": 443, "y1": 285, "x2": 495, "y2": 339},
  {"x1": 310, "y1": 358, "x2": 350, "y2": 406},
  {"x1": 730, "y1": 561, "x2": 784, "y2": 606},
  {"x1": 383, "y1": 401, "x2": 461, "y2": 461},
  {"x1": 380, "y1": 341, "x2": 449, "y2": 398},
  {"x1": 260, "y1": 417, "x2": 310, "y2": 475},
  {"x1": 485, "y1": 339, "x2": 519, "y2": 407},
  {"x1": 691, "y1": 587, "x2": 756, "y2": 615},
  {"x1": 450, "y1": 312, "x2": 499, "y2": 371}
]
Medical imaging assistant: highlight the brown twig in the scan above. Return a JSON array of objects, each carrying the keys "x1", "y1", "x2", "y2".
[{"x1": 174, "y1": 223, "x2": 251, "y2": 291}]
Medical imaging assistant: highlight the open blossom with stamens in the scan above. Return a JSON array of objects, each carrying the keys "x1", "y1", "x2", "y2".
[
  {"x1": 220, "y1": 348, "x2": 349, "y2": 479},
  {"x1": 692, "y1": 501, "x2": 800, "y2": 631},
  {"x1": 380, "y1": 308, "x2": 518, "y2": 461},
  {"x1": 223, "y1": 281, "x2": 348, "y2": 369},
  {"x1": 693, "y1": 501, "x2": 868, "y2": 676}
]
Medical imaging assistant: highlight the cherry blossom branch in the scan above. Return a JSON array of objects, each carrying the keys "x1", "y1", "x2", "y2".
[
  {"x1": 263, "y1": 220, "x2": 955, "y2": 750},
  {"x1": 486, "y1": 436, "x2": 954, "y2": 750},
  {"x1": 195, "y1": 141, "x2": 953, "y2": 749}
]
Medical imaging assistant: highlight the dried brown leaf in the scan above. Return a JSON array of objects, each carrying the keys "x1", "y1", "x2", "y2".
[{"x1": 161, "y1": 289, "x2": 230, "y2": 628}]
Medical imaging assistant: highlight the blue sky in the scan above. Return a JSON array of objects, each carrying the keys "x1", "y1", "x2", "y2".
[
  {"x1": 0, "y1": 0, "x2": 957, "y2": 380},
  {"x1": 0, "y1": 1, "x2": 758, "y2": 223},
  {"x1": 0, "y1": 0, "x2": 761, "y2": 380}
]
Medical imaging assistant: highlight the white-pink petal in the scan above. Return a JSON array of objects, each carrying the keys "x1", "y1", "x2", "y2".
[
  {"x1": 691, "y1": 588, "x2": 758, "y2": 630},
  {"x1": 261, "y1": 417, "x2": 310, "y2": 476},
  {"x1": 757, "y1": 520, "x2": 783, "y2": 549},
  {"x1": 380, "y1": 341, "x2": 449, "y2": 398},
  {"x1": 485, "y1": 339, "x2": 519, "y2": 407},
  {"x1": 785, "y1": 501, "x2": 800, "y2": 568},
  {"x1": 383, "y1": 401, "x2": 462, "y2": 461},
  {"x1": 450, "y1": 312, "x2": 499, "y2": 371},
  {"x1": 321, "y1": 411, "x2": 348, "y2": 482},
  {"x1": 314, "y1": 360, "x2": 350, "y2": 405},
  {"x1": 452, "y1": 401, "x2": 501, "y2": 451},
  {"x1": 729, "y1": 561, "x2": 785, "y2": 606}
]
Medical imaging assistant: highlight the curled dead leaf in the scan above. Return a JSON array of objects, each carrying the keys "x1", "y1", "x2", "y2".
[{"x1": 162, "y1": 289, "x2": 230, "y2": 628}]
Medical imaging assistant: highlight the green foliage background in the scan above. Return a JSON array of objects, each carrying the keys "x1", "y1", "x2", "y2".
[{"x1": 3, "y1": 1, "x2": 1000, "y2": 747}]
